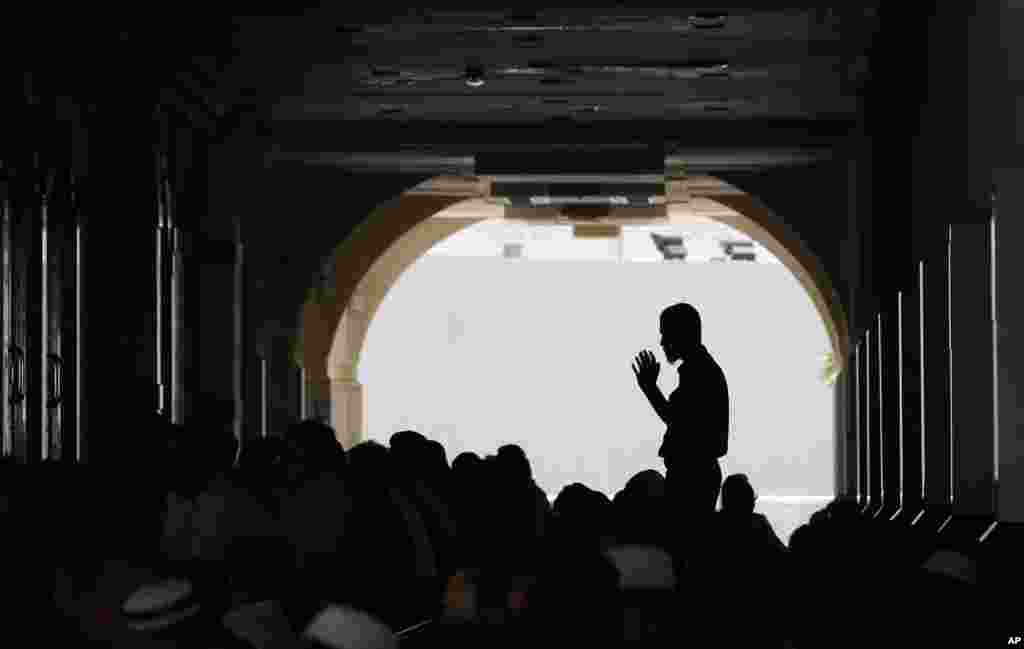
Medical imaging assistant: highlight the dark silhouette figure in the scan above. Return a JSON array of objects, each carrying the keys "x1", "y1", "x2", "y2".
[
  {"x1": 632, "y1": 303, "x2": 729, "y2": 535},
  {"x1": 496, "y1": 444, "x2": 552, "y2": 545},
  {"x1": 450, "y1": 451, "x2": 487, "y2": 561},
  {"x1": 701, "y1": 474, "x2": 791, "y2": 648},
  {"x1": 715, "y1": 473, "x2": 787, "y2": 566},
  {"x1": 346, "y1": 440, "x2": 439, "y2": 629},
  {"x1": 720, "y1": 474, "x2": 784, "y2": 546},
  {"x1": 612, "y1": 469, "x2": 669, "y2": 549},
  {"x1": 389, "y1": 430, "x2": 459, "y2": 581}
]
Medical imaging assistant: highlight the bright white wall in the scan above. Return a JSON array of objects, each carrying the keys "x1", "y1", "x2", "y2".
[{"x1": 360, "y1": 255, "x2": 834, "y2": 501}]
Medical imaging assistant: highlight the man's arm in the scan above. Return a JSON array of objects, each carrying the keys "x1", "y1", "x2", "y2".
[{"x1": 640, "y1": 382, "x2": 673, "y2": 426}]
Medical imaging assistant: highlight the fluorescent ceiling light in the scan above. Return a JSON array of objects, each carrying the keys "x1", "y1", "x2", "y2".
[{"x1": 530, "y1": 196, "x2": 631, "y2": 206}]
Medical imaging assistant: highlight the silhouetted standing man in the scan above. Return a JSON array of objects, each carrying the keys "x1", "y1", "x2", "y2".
[{"x1": 633, "y1": 303, "x2": 729, "y2": 527}]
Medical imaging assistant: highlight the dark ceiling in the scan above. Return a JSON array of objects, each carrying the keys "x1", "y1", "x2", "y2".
[
  {"x1": 40, "y1": 6, "x2": 883, "y2": 167},
  {"x1": 236, "y1": 6, "x2": 881, "y2": 162}
]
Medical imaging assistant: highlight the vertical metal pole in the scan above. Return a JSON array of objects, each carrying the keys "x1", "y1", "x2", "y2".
[
  {"x1": 300, "y1": 366, "x2": 307, "y2": 420},
  {"x1": 234, "y1": 217, "x2": 244, "y2": 448},
  {"x1": 155, "y1": 177, "x2": 163, "y2": 415},
  {"x1": 75, "y1": 218, "x2": 82, "y2": 460},
  {"x1": 39, "y1": 157, "x2": 49, "y2": 461},
  {"x1": 919, "y1": 261, "x2": 926, "y2": 505},
  {"x1": 947, "y1": 223, "x2": 954, "y2": 506},
  {"x1": 897, "y1": 291, "x2": 904, "y2": 515},
  {"x1": 991, "y1": 196, "x2": 998, "y2": 482},
  {"x1": 1, "y1": 177, "x2": 9, "y2": 457},
  {"x1": 260, "y1": 356, "x2": 267, "y2": 437}
]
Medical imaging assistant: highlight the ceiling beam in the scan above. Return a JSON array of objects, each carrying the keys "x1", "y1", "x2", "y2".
[
  {"x1": 265, "y1": 118, "x2": 855, "y2": 154},
  {"x1": 265, "y1": 147, "x2": 834, "y2": 175}
]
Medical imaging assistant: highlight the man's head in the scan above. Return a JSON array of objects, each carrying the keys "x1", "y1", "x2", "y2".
[
  {"x1": 721, "y1": 473, "x2": 756, "y2": 515},
  {"x1": 659, "y1": 302, "x2": 701, "y2": 363}
]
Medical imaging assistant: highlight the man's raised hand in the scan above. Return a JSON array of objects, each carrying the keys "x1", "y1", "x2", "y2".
[{"x1": 632, "y1": 349, "x2": 661, "y2": 390}]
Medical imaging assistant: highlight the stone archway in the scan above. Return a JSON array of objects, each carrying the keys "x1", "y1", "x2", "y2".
[{"x1": 305, "y1": 175, "x2": 849, "y2": 449}]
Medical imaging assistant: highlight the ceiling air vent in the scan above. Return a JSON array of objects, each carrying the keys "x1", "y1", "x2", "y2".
[{"x1": 689, "y1": 13, "x2": 728, "y2": 29}]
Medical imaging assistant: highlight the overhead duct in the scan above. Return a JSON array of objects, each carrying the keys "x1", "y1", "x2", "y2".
[
  {"x1": 490, "y1": 171, "x2": 671, "y2": 225},
  {"x1": 266, "y1": 148, "x2": 832, "y2": 174},
  {"x1": 491, "y1": 176, "x2": 664, "y2": 209}
]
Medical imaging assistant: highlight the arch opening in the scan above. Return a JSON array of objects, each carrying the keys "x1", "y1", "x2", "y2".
[{"x1": 299, "y1": 175, "x2": 848, "y2": 532}]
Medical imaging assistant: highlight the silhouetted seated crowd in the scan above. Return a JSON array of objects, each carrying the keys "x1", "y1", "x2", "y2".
[{"x1": 0, "y1": 407, "x2": 986, "y2": 648}]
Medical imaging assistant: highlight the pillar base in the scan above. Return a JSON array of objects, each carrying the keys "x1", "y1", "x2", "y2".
[
  {"x1": 912, "y1": 503, "x2": 953, "y2": 534},
  {"x1": 891, "y1": 502, "x2": 925, "y2": 528},
  {"x1": 860, "y1": 500, "x2": 885, "y2": 521},
  {"x1": 330, "y1": 379, "x2": 364, "y2": 450},
  {"x1": 934, "y1": 515, "x2": 996, "y2": 554},
  {"x1": 876, "y1": 501, "x2": 900, "y2": 522},
  {"x1": 978, "y1": 522, "x2": 1024, "y2": 587}
]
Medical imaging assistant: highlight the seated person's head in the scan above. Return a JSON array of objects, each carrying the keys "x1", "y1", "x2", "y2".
[
  {"x1": 624, "y1": 469, "x2": 665, "y2": 501},
  {"x1": 788, "y1": 524, "x2": 817, "y2": 556},
  {"x1": 553, "y1": 484, "x2": 610, "y2": 542},
  {"x1": 283, "y1": 420, "x2": 345, "y2": 479},
  {"x1": 388, "y1": 430, "x2": 429, "y2": 479},
  {"x1": 426, "y1": 440, "x2": 449, "y2": 474},
  {"x1": 553, "y1": 483, "x2": 591, "y2": 518},
  {"x1": 496, "y1": 444, "x2": 532, "y2": 483},
  {"x1": 452, "y1": 451, "x2": 482, "y2": 474},
  {"x1": 347, "y1": 440, "x2": 392, "y2": 485},
  {"x1": 389, "y1": 429, "x2": 426, "y2": 449},
  {"x1": 721, "y1": 473, "x2": 756, "y2": 515}
]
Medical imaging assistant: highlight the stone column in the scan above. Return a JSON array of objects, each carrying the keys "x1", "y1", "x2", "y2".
[
  {"x1": 867, "y1": 319, "x2": 883, "y2": 517},
  {"x1": 977, "y1": 3, "x2": 1024, "y2": 603},
  {"x1": 916, "y1": 229, "x2": 953, "y2": 533},
  {"x1": 331, "y1": 379, "x2": 364, "y2": 450},
  {"x1": 836, "y1": 360, "x2": 857, "y2": 501},
  {"x1": 856, "y1": 335, "x2": 869, "y2": 510},
  {"x1": 897, "y1": 268, "x2": 924, "y2": 525},
  {"x1": 982, "y1": 172, "x2": 1024, "y2": 580},
  {"x1": 880, "y1": 293, "x2": 902, "y2": 521},
  {"x1": 941, "y1": 220, "x2": 996, "y2": 545},
  {"x1": 307, "y1": 378, "x2": 332, "y2": 426},
  {"x1": 328, "y1": 293, "x2": 371, "y2": 449}
]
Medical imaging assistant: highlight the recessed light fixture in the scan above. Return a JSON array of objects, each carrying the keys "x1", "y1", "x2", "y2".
[
  {"x1": 697, "y1": 63, "x2": 731, "y2": 77},
  {"x1": 689, "y1": 12, "x2": 728, "y2": 29},
  {"x1": 465, "y1": 64, "x2": 486, "y2": 87}
]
